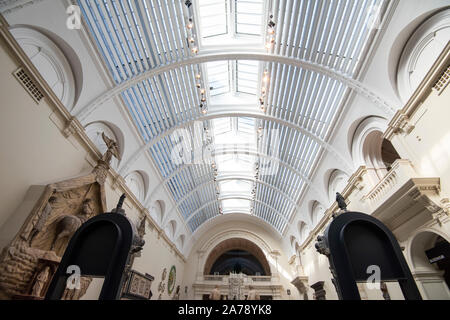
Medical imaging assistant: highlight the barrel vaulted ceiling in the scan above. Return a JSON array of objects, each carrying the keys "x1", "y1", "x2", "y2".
[{"x1": 75, "y1": 0, "x2": 390, "y2": 236}]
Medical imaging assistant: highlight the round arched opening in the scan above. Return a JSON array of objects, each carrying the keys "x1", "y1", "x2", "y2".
[
  {"x1": 381, "y1": 138, "x2": 401, "y2": 171},
  {"x1": 203, "y1": 238, "x2": 271, "y2": 276},
  {"x1": 210, "y1": 250, "x2": 266, "y2": 276},
  {"x1": 410, "y1": 231, "x2": 450, "y2": 299}
]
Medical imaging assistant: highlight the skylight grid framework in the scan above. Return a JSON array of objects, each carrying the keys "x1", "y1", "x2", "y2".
[
  {"x1": 236, "y1": 60, "x2": 259, "y2": 95},
  {"x1": 234, "y1": 0, "x2": 265, "y2": 36},
  {"x1": 198, "y1": 0, "x2": 229, "y2": 38},
  {"x1": 271, "y1": 0, "x2": 386, "y2": 76},
  {"x1": 78, "y1": 0, "x2": 390, "y2": 237},
  {"x1": 78, "y1": 0, "x2": 190, "y2": 82}
]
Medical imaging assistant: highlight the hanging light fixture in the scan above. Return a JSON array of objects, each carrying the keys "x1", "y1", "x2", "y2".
[{"x1": 187, "y1": 18, "x2": 194, "y2": 30}]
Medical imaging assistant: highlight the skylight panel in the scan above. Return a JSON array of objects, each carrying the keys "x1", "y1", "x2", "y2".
[
  {"x1": 219, "y1": 180, "x2": 252, "y2": 193},
  {"x1": 234, "y1": 0, "x2": 264, "y2": 36},
  {"x1": 206, "y1": 61, "x2": 230, "y2": 96},
  {"x1": 212, "y1": 118, "x2": 233, "y2": 135},
  {"x1": 236, "y1": 60, "x2": 259, "y2": 95},
  {"x1": 222, "y1": 199, "x2": 252, "y2": 212},
  {"x1": 199, "y1": 0, "x2": 228, "y2": 38}
]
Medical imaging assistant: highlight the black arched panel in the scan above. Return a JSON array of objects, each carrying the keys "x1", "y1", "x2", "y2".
[
  {"x1": 45, "y1": 213, "x2": 134, "y2": 300},
  {"x1": 319, "y1": 211, "x2": 422, "y2": 300}
]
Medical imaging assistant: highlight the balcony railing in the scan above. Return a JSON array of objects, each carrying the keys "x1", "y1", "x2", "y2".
[
  {"x1": 363, "y1": 159, "x2": 417, "y2": 210},
  {"x1": 200, "y1": 274, "x2": 274, "y2": 284}
]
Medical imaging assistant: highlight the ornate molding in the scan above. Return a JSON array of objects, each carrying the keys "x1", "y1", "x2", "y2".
[
  {"x1": 433, "y1": 64, "x2": 450, "y2": 94},
  {"x1": 0, "y1": 0, "x2": 44, "y2": 15},
  {"x1": 384, "y1": 111, "x2": 415, "y2": 139}
]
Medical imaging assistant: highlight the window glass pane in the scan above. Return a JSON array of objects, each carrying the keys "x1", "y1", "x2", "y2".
[{"x1": 199, "y1": 0, "x2": 228, "y2": 38}]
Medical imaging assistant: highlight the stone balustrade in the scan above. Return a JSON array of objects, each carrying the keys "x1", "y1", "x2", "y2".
[{"x1": 363, "y1": 159, "x2": 418, "y2": 211}]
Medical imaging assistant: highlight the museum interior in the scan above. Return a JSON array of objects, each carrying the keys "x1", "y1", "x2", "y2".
[{"x1": 0, "y1": 0, "x2": 449, "y2": 300}]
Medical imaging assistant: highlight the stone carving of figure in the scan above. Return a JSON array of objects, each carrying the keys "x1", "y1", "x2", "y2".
[
  {"x1": 209, "y1": 285, "x2": 221, "y2": 300},
  {"x1": 50, "y1": 199, "x2": 94, "y2": 252},
  {"x1": 22, "y1": 196, "x2": 57, "y2": 244},
  {"x1": 172, "y1": 285, "x2": 180, "y2": 300},
  {"x1": 336, "y1": 192, "x2": 347, "y2": 211},
  {"x1": 61, "y1": 277, "x2": 92, "y2": 300},
  {"x1": 246, "y1": 286, "x2": 260, "y2": 300},
  {"x1": 31, "y1": 266, "x2": 51, "y2": 297},
  {"x1": 101, "y1": 132, "x2": 121, "y2": 165},
  {"x1": 380, "y1": 282, "x2": 391, "y2": 300}
]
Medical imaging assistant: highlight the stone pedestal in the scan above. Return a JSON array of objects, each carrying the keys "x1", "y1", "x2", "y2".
[
  {"x1": 311, "y1": 281, "x2": 326, "y2": 300},
  {"x1": 291, "y1": 276, "x2": 309, "y2": 300}
]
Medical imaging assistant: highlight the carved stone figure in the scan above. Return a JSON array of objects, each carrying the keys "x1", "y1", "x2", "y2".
[
  {"x1": 209, "y1": 285, "x2": 221, "y2": 300},
  {"x1": 380, "y1": 281, "x2": 391, "y2": 300},
  {"x1": 336, "y1": 192, "x2": 347, "y2": 211},
  {"x1": 61, "y1": 277, "x2": 92, "y2": 300},
  {"x1": 0, "y1": 241, "x2": 38, "y2": 298},
  {"x1": 246, "y1": 286, "x2": 260, "y2": 300},
  {"x1": 50, "y1": 198, "x2": 93, "y2": 251},
  {"x1": 101, "y1": 132, "x2": 121, "y2": 165},
  {"x1": 22, "y1": 196, "x2": 57, "y2": 244},
  {"x1": 30, "y1": 266, "x2": 51, "y2": 297},
  {"x1": 0, "y1": 158, "x2": 108, "y2": 300}
]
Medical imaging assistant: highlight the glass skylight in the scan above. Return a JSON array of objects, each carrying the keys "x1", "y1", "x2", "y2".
[
  {"x1": 219, "y1": 180, "x2": 252, "y2": 193},
  {"x1": 221, "y1": 199, "x2": 252, "y2": 212},
  {"x1": 206, "y1": 61, "x2": 230, "y2": 96},
  {"x1": 234, "y1": 0, "x2": 264, "y2": 36},
  {"x1": 198, "y1": 0, "x2": 228, "y2": 38},
  {"x1": 79, "y1": 0, "x2": 388, "y2": 235},
  {"x1": 212, "y1": 117, "x2": 257, "y2": 213},
  {"x1": 236, "y1": 60, "x2": 259, "y2": 95}
]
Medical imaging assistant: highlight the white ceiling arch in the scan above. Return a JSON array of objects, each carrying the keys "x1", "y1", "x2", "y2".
[
  {"x1": 144, "y1": 148, "x2": 330, "y2": 210},
  {"x1": 118, "y1": 110, "x2": 355, "y2": 177},
  {"x1": 75, "y1": 51, "x2": 396, "y2": 122}
]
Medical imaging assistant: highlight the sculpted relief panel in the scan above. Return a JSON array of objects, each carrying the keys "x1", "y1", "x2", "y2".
[{"x1": 0, "y1": 134, "x2": 120, "y2": 300}]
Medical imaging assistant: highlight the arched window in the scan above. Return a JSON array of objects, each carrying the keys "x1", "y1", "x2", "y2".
[
  {"x1": 352, "y1": 117, "x2": 400, "y2": 185},
  {"x1": 298, "y1": 221, "x2": 309, "y2": 243},
  {"x1": 85, "y1": 122, "x2": 121, "y2": 170},
  {"x1": 177, "y1": 234, "x2": 185, "y2": 250},
  {"x1": 166, "y1": 220, "x2": 177, "y2": 239},
  {"x1": 152, "y1": 200, "x2": 166, "y2": 224},
  {"x1": 328, "y1": 170, "x2": 349, "y2": 204},
  {"x1": 124, "y1": 171, "x2": 146, "y2": 203},
  {"x1": 10, "y1": 27, "x2": 76, "y2": 109},
  {"x1": 310, "y1": 201, "x2": 325, "y2": 226},
  {"x1": 397, "y1": 9, "x2": 450, "y2": 102}
]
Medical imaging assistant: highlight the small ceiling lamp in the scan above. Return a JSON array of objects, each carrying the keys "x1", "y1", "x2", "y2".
[{"x1": 187, "y1": 18, "x2": 194, "y2": 30}]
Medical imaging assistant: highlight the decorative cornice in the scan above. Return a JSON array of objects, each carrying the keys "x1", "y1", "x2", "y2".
[
  {"x1": 433, "y1": 64, "x2": 450, "y2": 94},
  {"x1": 384, "y1": 42, "x2": 450, "y2": 140}
]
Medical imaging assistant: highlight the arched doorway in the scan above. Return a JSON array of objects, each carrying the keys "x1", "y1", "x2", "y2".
[
  {"x1": 410, "y1": 231, "x2": 450, "y2": 300},
  {"x1": 210, "y1": 249, "x2": 267, "y2": 276},
  {"x1": 203, "y1": 238, "x2": 271, "y2": 276},
  {"x1": 201, "y1": 238, "x2": 274, "y2": 300}
]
